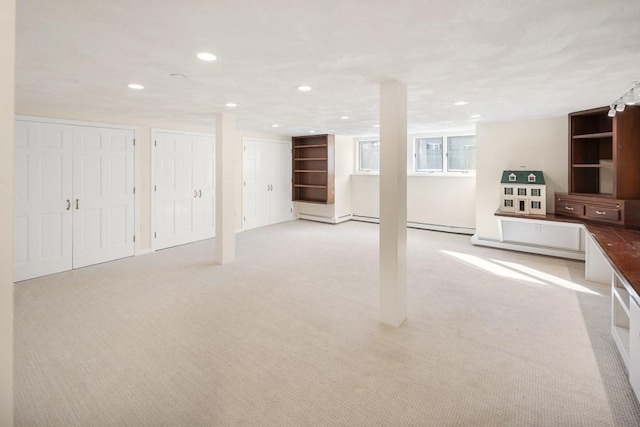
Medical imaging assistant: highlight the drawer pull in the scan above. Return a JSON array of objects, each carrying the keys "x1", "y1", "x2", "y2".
[
  {"x1": 596, "y1": 210, "x2": 606, "y2": 215},
  {"x1": 565, "y1": 206, "x2": 574, "y2": 211}
]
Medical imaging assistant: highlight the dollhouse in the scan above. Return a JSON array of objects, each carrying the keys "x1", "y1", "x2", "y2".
[{"x1": 499, "y1": 170, "x2": 546, "y2": 215}]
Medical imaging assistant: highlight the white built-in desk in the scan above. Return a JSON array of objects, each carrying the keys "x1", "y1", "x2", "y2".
[{"x1": 486, "y1": 211, "x2": 640, "y2": 401}]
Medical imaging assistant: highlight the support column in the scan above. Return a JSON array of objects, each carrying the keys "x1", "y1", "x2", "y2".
[
  {"x1": 0, "y1": 1, "x2": 15, "y2": 424},
  {"x1": 215, "y1": 113, "x2": 236, "y2": 264},
  {"x1": 379, "y1": 81, "x2": 407, "y2": 327}
]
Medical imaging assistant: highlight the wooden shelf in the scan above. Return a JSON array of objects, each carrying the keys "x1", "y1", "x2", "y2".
[
  {"x1": 571, "y1": 164, "x2": 613, "y2": 168},
  {"x1": 294, "y1": 184, "x2": 327, "y2": 189},
  {"x1": 292, "y1": 134, "x2": 335, "y2": 204},
  {"x1": 573, "y1": 132, "x2": 613, "y2": 139},
  {"x1": 559, "y1": 106, "x2": 640, "y2": 222}
]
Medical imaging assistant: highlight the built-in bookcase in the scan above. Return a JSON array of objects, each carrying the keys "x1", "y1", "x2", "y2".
[{"x1": 292, "y1": 134, "x2": 335, "y2": 204}]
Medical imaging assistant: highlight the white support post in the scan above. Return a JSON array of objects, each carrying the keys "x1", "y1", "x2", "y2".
[
  {"x1": 379, "y1": 81, "x2": 408, "y2": 327},
  {"x1": 215, "y1": 113, "x2": 236, "y2": 264},
  {"x1": 0, "y1": 0, "x2": 15, "y2": 424}
]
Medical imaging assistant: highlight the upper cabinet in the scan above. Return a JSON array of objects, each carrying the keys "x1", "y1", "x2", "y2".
[
  {"x1": 556, "y1": 106, "x2": 640, "y2": 228},
  {"x1": 292, "y1": 134, "x2": 335, "y2": 204}
]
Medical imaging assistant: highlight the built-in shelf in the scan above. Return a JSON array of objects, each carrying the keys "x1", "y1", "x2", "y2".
[
  {"x1": 573, "y1": 131, "x2": 613, "y2": 139},
  {"x1": 294, "y1": 144, "x2": 327, "y2": 149},
  {"x1": 292, "y1": 134, "x2": 335, "y2": 204}
]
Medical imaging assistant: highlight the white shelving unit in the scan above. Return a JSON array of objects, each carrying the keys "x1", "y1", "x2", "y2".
[
  {"x1": 629, "y1": 292, "x2": 640, "y2": 398},
  {"x1": 612, "y1": 272, "x2": 632, "y2": 367}
]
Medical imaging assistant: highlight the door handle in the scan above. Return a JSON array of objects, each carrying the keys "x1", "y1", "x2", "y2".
[
  {"x1": 75, "y1": 199, "x2": 79, "y2": 210},
  {"x1": 66, "y1": 199, "x2": 71, "y2": 210},
  {"x1": 198, "y1": 190, "x2": 202, "y2": 198}
]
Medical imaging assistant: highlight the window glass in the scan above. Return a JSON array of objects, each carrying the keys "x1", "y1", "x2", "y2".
[
  {"x1": 505, "y1": 200, "x2": 513, "y2": 207},
  {"x1": 504, "y1": 188, "x2": 513, "y2": 195},
  {"x1": 415, "y1": 137, "x2": 443, "y2": 172},
  {"x1": 447, "y1": 135, "x2": 476, "y2": 171},
  {"x1": 531, "y1": 188, "x2": 541, "y2": 197},
  {"x1": 517, "y1": 188, "x2": 527, "y2": 196},
  {"x1": 359, "y1": 140, "x2": 379, "y2": 171}
]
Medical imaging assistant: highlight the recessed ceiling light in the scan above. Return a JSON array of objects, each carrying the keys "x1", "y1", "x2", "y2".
[
  {"x1": 225, "y1": 103, "x2": 237, "y2": 108},
  {"x1": 297, "y1": 85, "x2": 312, "y2": 92},
  {"x1": 373, "y1": 124, "x2": 380, "y2": 128},
  {"x1": 169, "y1": 73, "x2": 188, "y2": 79},
  {"x1": 309, "y1": 130, "x2": 316, "y2": 133},
  {"x1": 471, "y1": 114, "x2": 481, "y2": 118},
  {"x1": 127, "y1": 83, "x2": 144, "y2": 90},
  {"x1": 340, "y1": 116, "x2": 350, "y2": 120},
  {"x1": 271, "y1": 124, "x2": 279, "y2": 128},
  {"x1": 454, "y1": 101, "x2": 468, "y2": 106},
  {"x1": 197, "y1": 52, "x2": 217, "y2": 61}
]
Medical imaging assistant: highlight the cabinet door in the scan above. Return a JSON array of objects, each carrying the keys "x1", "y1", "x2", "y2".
[
  {"x1": 14, "y1": 121, "x2": 73, "y2": 281},
  {"x1": 72, "y1": 127, "x2": 135, "y2": 268},
  {"x1": 630, "y1": 297, "x2": 640, "y2": 400}
]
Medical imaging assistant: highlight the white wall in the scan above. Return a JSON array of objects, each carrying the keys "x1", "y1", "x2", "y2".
[
  {"x1": 351, "y1": 175, "x2": 476, "y2": 229},
  {"x1": 15, "y1": 107, "x2": 289, "y2": 251},
  {"x1": 474, "y1": 116, "x2": 568, "y2": 241},
  {"x1": 1, "y1": 1, "x2": 15, "y2": 424}
]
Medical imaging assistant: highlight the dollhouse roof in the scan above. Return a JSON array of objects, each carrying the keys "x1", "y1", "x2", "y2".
[{"x1": 500, "y1": 170, "x2": 545, "y2": 185}]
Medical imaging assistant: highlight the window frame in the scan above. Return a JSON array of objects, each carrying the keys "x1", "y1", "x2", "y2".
[
  {"x1": 356, "y1": 139, "x2": 380, "y2": 172},
  {"x1": 411, "y1": 132, "x2": 476, "y2": 176}
]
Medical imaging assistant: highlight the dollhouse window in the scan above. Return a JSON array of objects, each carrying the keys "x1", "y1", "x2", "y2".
[
  {"x1": 517, "y1": 188, "x2": 526, "y2": 196},
  {"x1": 504, "y1": 200, "x2": 513, "y2": 207},
  {"x1": 508, "y1": 173, "x2": 516, "y2": 182},
  {"x1": 504, "y1": 188, "x2": 513, "y2": 195},
  {"x1": 531, "y1": 188, "x2": 541, "y2": 197},
  {"x1": 531, "y1": 201, "x2": 541, "y2": 209},
  {"x1": 528, "y1": 173, "x2": 536, "y2": 182}
]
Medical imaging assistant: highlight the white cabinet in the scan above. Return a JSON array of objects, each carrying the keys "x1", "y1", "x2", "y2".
[
  {"x1": 612, "y1": 273, "x2": 632, "y2": 367},
  {"x1": 152, "y1": 131, "x2": 215, "y2": 251},
  {"x1": 14, "y1": 119, "x2": 135, "y2": 281},
  {"x1": 630, "y1": 296, "x2": 640, "y2": 398},
  {"x1": 242, "y1": 138, "x2": 293, "y2": 230}
]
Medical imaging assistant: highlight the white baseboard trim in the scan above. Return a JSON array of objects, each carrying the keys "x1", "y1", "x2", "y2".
[
  {"x1": 349, "y1": 215, "x2": 475, "y2": 235},
  {"x1": 298, "y1": 213, "x2": 353, "y2": 224},
  {"x1": 138, "y1": 248, "x2": 153, "y2": 255},
  {"x1": 471, "y1": 235, "x2": 585, "y2": 261}
]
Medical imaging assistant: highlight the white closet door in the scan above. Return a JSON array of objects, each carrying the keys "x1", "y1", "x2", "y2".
[
  {"x1": 72, "y1": 126, "x2": 135, "y2": 268},
  {"x1": 153, "y1": 131, "x2": 214, "y2": 250},
  {"x1": 268, "y1": 142, "x2": 293, "y2": 224},
  {"x1": 242, "y1": 140, "x2": 270, "y2": 230},
  {"x1": 242, "y1": 139, "x2": 293, "y2": 231},
  {"x1": 14, "y1": 121, "x2": 73, "y2": 281}
]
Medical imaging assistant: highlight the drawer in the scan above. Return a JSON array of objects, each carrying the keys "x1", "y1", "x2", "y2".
[
  {"x1": 585, "y1": 205, "x2": 620, "y2": 222},
  {"x1": 556, "y1": 201, "x2": 585, "y2": 216}
]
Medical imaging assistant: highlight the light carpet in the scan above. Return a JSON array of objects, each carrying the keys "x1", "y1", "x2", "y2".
[{"x1": 14, "y1": 220, "x2": 640, "y2": 426}]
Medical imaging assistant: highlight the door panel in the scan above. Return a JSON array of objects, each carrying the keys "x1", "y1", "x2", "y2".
[
  {"x1": 242, "y1": 139, "x2": 293, "y2": 231},
  {"x1": 72, "y1": 126, "x2": 135, "y2": 268},
  {"x1": 14, "y1": 121, "x2": 73, "y2": 281},
  {"x1": 153, "y1": 131, "x2": 214, "y2": 250}
]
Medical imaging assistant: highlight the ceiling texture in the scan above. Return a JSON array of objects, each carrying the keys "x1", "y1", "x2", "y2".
[{"x1": 15, "y1": 0, "x2": 640, "y2": 136}]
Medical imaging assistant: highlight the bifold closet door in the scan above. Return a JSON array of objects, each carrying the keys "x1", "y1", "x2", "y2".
[
  {"x1": 153, "y1": 132, "x2": 215, "y2": 250},
  {"x1": 14, "y1": 121, "x2": 73, "y2": 282},
  {"x1": 242, "y1": 139, "x2": 293, "y2": 231},
  {"x1": 72, "y1": 126, "x2": 135, "y2": 268}
]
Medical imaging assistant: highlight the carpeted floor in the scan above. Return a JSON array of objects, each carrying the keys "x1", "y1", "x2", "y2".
[{"x1": 14, "y1": 220, "x2": 640, "y2": 426}]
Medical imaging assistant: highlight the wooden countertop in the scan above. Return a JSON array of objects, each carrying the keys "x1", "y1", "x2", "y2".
[{"x1": 495, "y1": 211, "x2": 640, "y2": 296}]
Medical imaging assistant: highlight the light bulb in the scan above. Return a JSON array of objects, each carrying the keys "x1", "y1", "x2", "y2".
[
  {"x1": 608, "y1": 107, "x2": 616, "y2": 117},
  {"x1": 616, "y1": 102, "x2": 626, "y2": 112}
]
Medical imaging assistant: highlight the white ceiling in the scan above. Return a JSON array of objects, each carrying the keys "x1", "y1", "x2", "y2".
[{"x1": 15, "y1": 0, "x2": 640, "y2": 136}]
